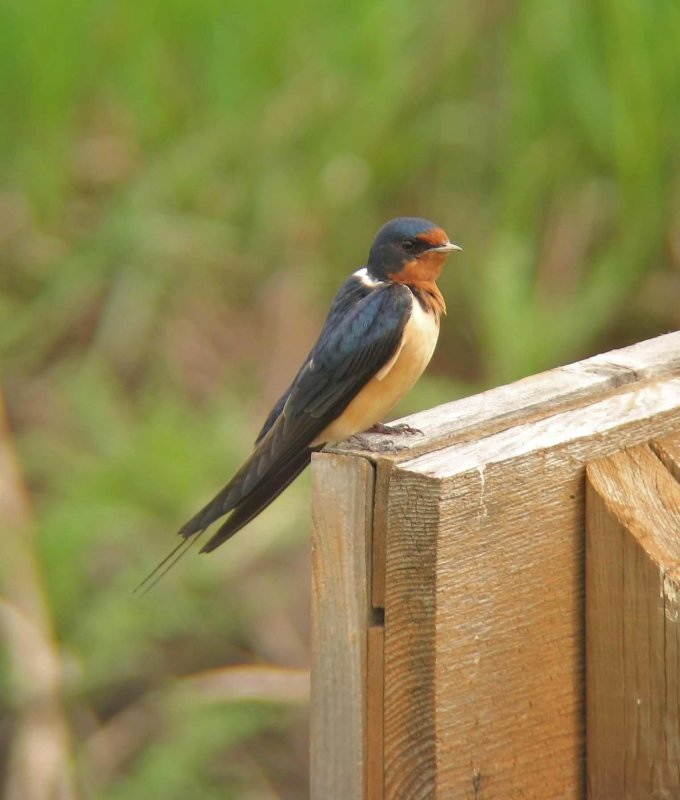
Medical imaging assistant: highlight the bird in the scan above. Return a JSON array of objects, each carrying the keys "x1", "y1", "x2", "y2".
[{"x1": 139, "y1": 217, "x2": 461, "y2": 589}]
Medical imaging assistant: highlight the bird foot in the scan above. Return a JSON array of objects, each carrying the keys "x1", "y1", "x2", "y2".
[
  {"x1": 365, "y1": 422, "x2": 423, "y2": 436},
  {"x1": 348, "y1": 422, "x2": 422, "y2": 453},
  {"x1": 349, "y1": 434, "x2": 400, "y2": 454},
  {"x1": 349, "y1": 433, "x2": 379, "y2": 450}
]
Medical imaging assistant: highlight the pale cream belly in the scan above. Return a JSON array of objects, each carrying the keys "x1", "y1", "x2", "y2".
[{"x1": 312, "y1": 300, "x2": 439, "y2": 445}]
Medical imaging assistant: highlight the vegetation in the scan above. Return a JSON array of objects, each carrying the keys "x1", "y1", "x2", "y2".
[{"x1": 2, "y1": 0, "x2": 679, "y2": 796}]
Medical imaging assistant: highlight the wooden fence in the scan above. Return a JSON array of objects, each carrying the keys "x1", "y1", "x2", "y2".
[{"x1": 310, "y1": 332, "x2": 680, "y2": 800}]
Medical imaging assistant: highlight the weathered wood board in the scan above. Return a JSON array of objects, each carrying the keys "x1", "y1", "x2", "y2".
[
  {"x1": 586, "y1": 439, "x2": 680, "y2": 798},
  {"x1": 310, "y1": 453, "x2": 375, "y2": 799}
]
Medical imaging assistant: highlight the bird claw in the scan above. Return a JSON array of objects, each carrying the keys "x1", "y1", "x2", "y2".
[
  {"x1": 346, "y1": 422, "x2": 423, "y2": 452},
  {"x1": 348, "y1": 434, "x2": 401, "y2": 454},
  {"x1": 348, "y1": 422, "x2": 423, "y2": 453},
  {"x1": 365, "y1": 422, "x2": 423, "y2": 436},
  {"x1": 349, "y1": 433, "x2": 373, "y2": 450}
]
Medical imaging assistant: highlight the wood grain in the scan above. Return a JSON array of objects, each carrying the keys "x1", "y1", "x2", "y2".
[
  {"x1": 310, "y1": 452, "x2": 375, "y2": 800},
  {"x1": 366, "y1": 625, "x2": 384, "y2": 800},
  {"x1": 370, "y1": 460, "x2": 393, "y2": 610},
  {"x1": 383, "y1": 379, "x2": 680, "y2": 798},
  {"x1": 652, "y1": 434, "x2": 680, "y2": 483},
  {"x1": 586, "y1": 441, "x2": 680, "y2": 799},
  {"x1": 383, "y1": 469, "x2": 441, "y2": 800}
]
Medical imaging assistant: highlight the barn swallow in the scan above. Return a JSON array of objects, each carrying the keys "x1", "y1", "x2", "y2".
[{"x1": 140, "y1": 218, "x2": 460, "y2": 588}]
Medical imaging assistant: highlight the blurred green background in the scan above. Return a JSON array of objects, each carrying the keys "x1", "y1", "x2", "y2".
[{"x1": 1, "y1": 0, "x2": 679, "y2": 797}]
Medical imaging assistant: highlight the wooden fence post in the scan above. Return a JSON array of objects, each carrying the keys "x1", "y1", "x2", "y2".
[
  {"x1": 586, "y1": 440, "x2": 680, "y2": 798},
  {"x1": 310, "y1": 332, "x2": 680, "y2": 799}
]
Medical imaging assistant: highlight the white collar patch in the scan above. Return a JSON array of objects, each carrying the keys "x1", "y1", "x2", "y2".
[{"x1": 353, "y1": 267, "x2": 385, "y2": 288}]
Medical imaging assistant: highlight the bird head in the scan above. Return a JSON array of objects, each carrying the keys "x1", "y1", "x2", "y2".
[{"x1": 366, "y1": 217, "x2": 461, "y2": 285}]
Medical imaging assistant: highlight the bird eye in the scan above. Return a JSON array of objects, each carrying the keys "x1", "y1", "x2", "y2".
[{"x1": 402, "y1": 239, "x2": 416, "y2": 251}]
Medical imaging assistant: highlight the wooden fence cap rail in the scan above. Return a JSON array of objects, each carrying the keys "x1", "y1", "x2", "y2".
[{"x1": 332, "y1": 330, "x2": 680, "y2": 466}]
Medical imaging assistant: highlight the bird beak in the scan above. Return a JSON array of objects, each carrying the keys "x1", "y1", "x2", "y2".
[{"x1": 430, "y1": 241, "x2": 462, "y2": 253}]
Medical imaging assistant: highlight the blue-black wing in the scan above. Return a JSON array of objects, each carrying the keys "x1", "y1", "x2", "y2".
[
  {"x1": 254, "y1": 273, "x2": 374, "y2": 444},
  {"x1": 179, "y1": 279, "x2": 413, "y2": 552}
]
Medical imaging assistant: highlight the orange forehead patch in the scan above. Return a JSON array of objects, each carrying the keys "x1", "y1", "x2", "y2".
[{"x1": 415, "y1": 227, "x2": 449, "y2": 248}]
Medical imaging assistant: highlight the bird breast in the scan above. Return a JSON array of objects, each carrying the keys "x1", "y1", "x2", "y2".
[{"x1": 314, "y1": 294, "x2": 440, "y2": 445}]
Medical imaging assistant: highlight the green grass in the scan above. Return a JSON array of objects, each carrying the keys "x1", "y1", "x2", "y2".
[{"x1": 2, "y1": 0, "x2": 680, "y2": 796}]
